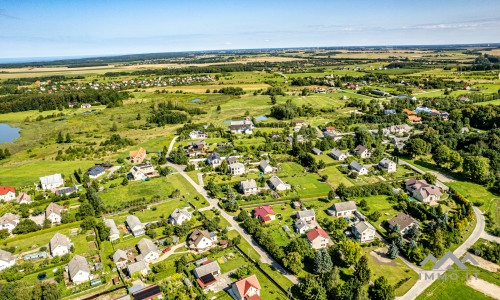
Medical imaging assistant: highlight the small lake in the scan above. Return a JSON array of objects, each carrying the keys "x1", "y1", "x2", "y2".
[{"x1": 0, "y1": 123, "x2": 21, "y2": 143}]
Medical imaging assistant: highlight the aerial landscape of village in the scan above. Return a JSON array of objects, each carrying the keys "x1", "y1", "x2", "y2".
[{"x1": 0, "y1": 1, "x2": 500, "y2": 300}]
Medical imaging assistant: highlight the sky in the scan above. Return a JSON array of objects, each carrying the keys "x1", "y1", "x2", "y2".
[{"x1": 1, "y1": 0, "x2": 500, "y2": 60}]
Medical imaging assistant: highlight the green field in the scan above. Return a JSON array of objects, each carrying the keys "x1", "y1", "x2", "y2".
[{"x1": 285, "y1": 174, "x2": 332, "y2": 198}]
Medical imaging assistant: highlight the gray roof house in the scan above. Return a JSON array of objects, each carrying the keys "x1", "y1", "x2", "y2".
[
  {"x1": 239, "y1": 179, "x2": 258, "y2": 195},
  {"x1": 127, "y1": 260, "x2": 150, "y2": 276},
  {"x1": 297, "y1": 209, "x2": 315, "y2": 222},
  {"x1": 113, "y1": 249, "x2": 128, "y2": 269},
  {"x1": 312, "y1": 148, "x2": 323, "y2": 155},
  {"x1": 352, "y1": 221, "x2": 376, "y2": 243},
  {"x1": 170, "y1": 207, "x2": 192, "y2": 225},
  {"x1": 268, "y1": 175, "x2": 291, "y2": 191},
  {"x1": 379, "y1": 158, "x2": 397, "y2": 173},
  {"x1": 327, "y1": 201, "x2": 357, "y2": 217},
  {"x1": 136, "y1": 238, "x2": 159, "y2": 262},
  {"x1": 259, "y1": 160, "x2": 275, "y2": 174},
  {"x1": 193, "y1": 261, "x2": 220, "y2": 278},
  {"x1": 330, "y1": 148, "x2": 347, "y2": 161},
  {"x1": 126, "y1": 215, "x2": 145, "y2": 237},
  {"x1": 294, "y1": 219, "x2": 310, "y2": 234},
  {"x1": 104, "y1": 218, "x2": 120, "y2": 241},
  {"x1": 349, "y1": 160, "x2": 369, "y2": 175},
  {"x1": 68, "y1": 255, "x2": 90, "y2": 284}
]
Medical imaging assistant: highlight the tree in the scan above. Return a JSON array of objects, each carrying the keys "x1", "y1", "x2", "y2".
[
  {"x1": 43, "y1": 218, "x2": 52, "y2": 229},
  {"x1": 407, "y1": 224, "x2": 421, "y2": 240},
  {"x1": 121, "y1": 177, "x2": 129, "y2": 186},
  {"x1": 111, "y1": 122, "x2": 118, "y2": 132},
  {"x1": 313, "y1": 248, "x2": 333, "y2": 274},
  {"x1": 13, "y1": 219, "x2": 40, "y2": 234},
  {"x1": 282, "y1": 252, "x2": 303, "y2": 274},
  {"x1": 388, "y1": 242, "x2": 399, "y2": 259},
  {"x1": 322, "y1": 267, "x2": 340, "y2": 295},
  {"x1": 328, "y1": 190, "x2": 335, "y2": 200},
  {"x1": 395, "y1": 229, "x2": 405, "y2": 249},
  {"x1": 56, "y1": 132, "x2": 64, "y2": 143},
  {"x1": 433, "y1": 145, "x2": 451, "y2": 166},
  {"x1": 175, "y1": 256, "x2": 188, "y2": 273},
  {"x1": 65, "y1": 133, "x2": 72, "y2": 143},
  {"x1": 95, "y1": 221, "x2": 110, "y2": 241},
  {"x1": 354, "y1": 255, "x2": 371, "y2": 285},
  {"x1": 271, "y1": 95, "x2": 277, "y2": 105},
  {"x1": 80, "y1": 217, "x2": 97, "y2": 231},
  {"x1": 463, "y1": 156, "x2": 490, "y2": 183},
  {"x1": 368, "y1": 276, "x2": 395, "y2": 300},
  {"x1": 341, "y1": 239, "x2": 362, "y2": 265},
  {"x1": 77, "y1": 201, "x2": 95, "y2": 219},
  {"x1": 423, "y1": 172, "x2": 437, "y2": 185},
  {"x1": 405, "y1": 138, "x2": 427, "y2": 157},
  {"x1": 136, "y1": 113, "x2": 141, "y2": 120}
]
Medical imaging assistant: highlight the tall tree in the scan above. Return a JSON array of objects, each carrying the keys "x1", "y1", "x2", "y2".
[
  {"x1": 368, "y1": 276, "x2": 395, "y2": 300},
  {"x1": 388, "y1": 242, "x2": 399, "y2": 259},
  {"x1": 313, "y1": 248, "x2": 333, "y2": 274},
  {"x1": 354, "y1": 255, "x2": 371, "y2": 285}
]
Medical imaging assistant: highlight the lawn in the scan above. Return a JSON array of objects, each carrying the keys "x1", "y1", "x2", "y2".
[
  {"x1": 227, "y1": 230, "x2": 260, "y2": 261},
  {"x1": 319, "y1": 165, "x2": 355, "y2": 188},
  {"x1": 285, "y1": 174, "x2": 332, "y2": 198},
  {"x1": 356, "y1": 195, "x2": 399, "y2": 232},
  {"x1": 277, "y1": 162, "x2": 304, "y2": 177}
]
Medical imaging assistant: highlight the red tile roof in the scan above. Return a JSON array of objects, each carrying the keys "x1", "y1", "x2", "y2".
[
  {"x1": 0, "y1": 186, "x2": 15, "y2": 195},
  {"x1": 306, "y1": 227, "x2": 329, "y2": 241},
  {"x1": 253, "y1": 206, "x2": 275, "y2": 219},
  {"x1": 235, "y1": 275, "x2": 261, "y2": 299}
]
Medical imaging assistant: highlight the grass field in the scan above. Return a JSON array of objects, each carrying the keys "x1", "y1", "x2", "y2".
[
  {"x1": 319, "y1": 165, "x2": 355, "y2": 188},
  {"x1": 285, "y1": 174, "x2": 332, "y2": 198}
]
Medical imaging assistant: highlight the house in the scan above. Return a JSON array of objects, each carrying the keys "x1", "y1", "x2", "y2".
[
  {"x1": 458, "y1": 96, "x2": 470, "y2": 102},
  {"x1": 16, "y1": 192, "x2": 31, "y2": 205},
  {"x1": 330, "y1": 148, "x2": 347, "y2": 161},
  {"x1": 312, "y1": 148, "x2": 323, "y2": 155},
  {"x1": 87, "y1": 166, "x2": 105, "y2": 179},
  {"x1": 129, "y1": 147, "x2": 147, "y2": 164},
  {"x1": 352, "y1": 221, "x2": 376, "y2": 243},
  {"x1": 55, "y1": 186, "x2": 77, "y2": 196},
  {"x1": 130, "y1": 163, "x2": 158, "y2": 181},
  {"x1": 229, "y1": 163, "x2": 245, "y2": 176},
  {"x1": 40, "y1": 174, "x2": 64, "y2": 190},
  {"x1": 127, "y1": 260, "x2": 150, "y2": 277},
  {"x1": 50, "y1": 233, "x2": 71, "y2": 257},
  {"x1": 253, "y1": 205, "x2": 276, "y2": 224},
  {"x1": 405, "y1": 178, "x2": 442, "y2": 203},
  {"x1": 408, "y1": 115, "x2": 422, "y2": 123},
  {"x1": 227, "y1": 156, "x2": 238, "y2": 165},
  {"x1": 104, "y1": 218, "x2": 120, "y2": 241},
  {"x1": 327, "y1": 201, "x2": 357, "y2": 217},
  {"x1": 113, "y1": 249, "x2": 128, "y2": 269},
  {"x1": 230, "y1": 117, "x2": 254, "y2": 134},
  {"x1": 403, "y1": 109, "x2": 417, "y2": 115},
  {"x1": 295, "y1": 219, "x2": 310, "y2": 234},
  {"x1": 68, "y1": 255, "x2": 90, "y2": 284},
  {"x1": 391, "y1": 136, "x2": 410, "y2": 151},
  {"x1": 387, "y1": 212, "x2": 418, "y2": 234},
  {"x1": 46, "y1": 202, "x2": 66, "y2": 224},
  {"x1": 397, "y1": 94, "x2": 417, "y2": 101},
  {"x1": 206, "y1": 152, "x2": 222, "y2": 166},
  {"x1": 24, "y1": 251, "x2": 48, "y2": 262},
  {"x1": 388, "y1": 124, "x2": 412, "y2": 135},
  {"x1": 126, "y1": 215, "x2": 145, "y2": 237},
  {"x1": 170, "y1": 207, "x2": 192, "y2": 225},
  {"x1": 292, "y1": 201, "x2": 301, "y2": 209},
  {"x1": 95, "y1": 163, "x2": 114, "y2": 170},
  {"x1": 384, "y1": 109, "x2": 397, "y2": 115},
  {"x1": 239, "y1": 179, "x2": 258, "y2": 195},
  {"x1": 231, "y1": 275, "x2": 261, "y2": 300},
  {"x1": 378, "y1": 158, "x2": 397, "y2": 173},
  {"x1": 136, "y1": 238, "x2": 159, "y2": 262},
  {"x1": 268, "y1": 175, "x2": 291, "y2": 191},
  {"x1": 193, "y1": 261, "x2": 220, "y2": 289},
  {"x1": 349, "y1": 160, "x2": 369, "y2": 176},
  {"x1": 0, "y1": 213, "x2": 20, "y2": 233},
  {"x1": 0, "y1": 250, "x2": 15, "y2": 271},
  {"x1": 306, "y1": 227, "x2": 333, "y2": 250},
  {"x1": 353, "y1": 145, "x2": 372, "y2": 158},
  {"x1": 80, "y1": 103, "x2": 92, "y2": 109},
  {"x1": 189, "y1": 130, "x2": 208, "y2": 139},
  {"x1": 0, "y1": 186, "x2": 15, "y2": 201},
  {"x1": 259, "y1": 160, "x2": 275, "y2": 174},
  {"x1": 132, "y1": 285, "x2": 162, "y2": 300},
  {"x1": 297, "y1": 209, "x2": 315, "y2": 222},
  {"x1": 188, "y1": 229, "x2": 214, "y2": 251},
  {"x1": 187, "y1": 140, "x2": 207, "y2": 157}
]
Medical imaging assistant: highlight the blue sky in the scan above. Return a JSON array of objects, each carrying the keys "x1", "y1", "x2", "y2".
[{"x1": 1, "y1": 0, "x2": 500, "y2": 59}]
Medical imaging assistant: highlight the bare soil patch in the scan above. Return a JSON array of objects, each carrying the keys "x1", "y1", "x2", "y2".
[
  {"x1": 466, "y1": 278, "x2": 500, "y2": 299},
  {"x1": 470, "y1": 254, "x2": 500, "y2": 273},
  {"x1": 369, "y1": 247, "x2": 397, "y2": 267}
]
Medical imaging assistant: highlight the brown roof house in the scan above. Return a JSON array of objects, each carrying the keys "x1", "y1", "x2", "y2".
[
  {"x1": 387, "y1": 212, "x2": 419, "y2": 234},
  {"x1": 129, "y1": 147, "x2": 147, "y2": 164},
  {"x1": 405, "y1": 178, "x2": 442, "y2": 203},
  {"x1": 188, "y1": 229, "x2": 217, "y2": 251}
]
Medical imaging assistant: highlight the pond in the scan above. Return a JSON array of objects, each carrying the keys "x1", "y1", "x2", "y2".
[{"x1": 0, "y1": 123, "x2": 21, "y2": 143}]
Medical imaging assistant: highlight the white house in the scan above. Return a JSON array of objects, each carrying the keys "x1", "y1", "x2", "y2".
[
  {"x1": 353, "y1": 145, "x2": 372, "y2": 159},
  {"x1": 327, "y1": 201, "x2": 357, "y2": 217},
  {"x1": 45, "y1": 202, "x2": 66, "y2": 224},
  {"x1": 189, "y1": 131, "x2": 208, "y2": 140},
  {"x1": 379, "y1": 158, "x2": 397, "y2": 173},
  {"x1": 16, "y1": 192, "x2": 31, "y2": 205},
  {"x1": 113, "y1": 249, "x2": 128, "y2": 269},
  {"x1": 0, "y1": 213, "x2": 20, "y2": 233},
  {"x1": 0, "y1": 249, "x2": 16, "y2": 271},
  {"x1": 405, "y1": 178, "x2": 442, "y2": 203},
  {"x1": 259, "y1": 160, "x2": 276, "y2": 174},
  {"x1": 126, "y1": 215, "x2": 145, "y2": 237},
  {"x1": 40, "y1": 174, "x2": 64, "y2": 190},
  {"x1": 330, "y1": 148, "x2": 347, "y2": 161},
  {"x1": 239, "y1": 179, "x2": 258, "y2": 195},
  {"x1": 297, "y1": 209, "x2": 315, "y2": 222},
  {"x1": 104, "y1": 218, "x2": 120, "y2": 241},
  {"x1": 349, "y1": 160, "x2": 369, "y2": 176},
  {"x1": 268, "y1": 175, "x2": 291, "y2": 191},
  {"x1": 206, "y1": 152, "x2": 222, "y2": 166},
  {"x1": 352, "y1": 221, "x2": 376, "y2": 243},
  {"x1": 228, "y1": 163, "x2": 245, "y2": 176},
  {"x1": 80, "y1": 103, "x2": 92, "y2": 109},
  {"x1": 188, "y1": 229, "x2": 213, "y2": 251},
  {"x1": 136, "y1": 238, "x2": 159, "y2": 263},
  {"x1": 294, "y1": 219, "x2": 310, "y2": 234},
  {"x1": 170, "y1": 207, "x2": 192, "y2": 225},
  {"x1": 306, "y1": 227, "x2": 333, "y2": 250},
  {"x1": 231, "y1": 275, "x2": 261, "y2": 300},
  {"x1": 0, "y1": 186, "x2": 16, "y2": 201},
  {"x1": 50, "y1": 233, "x2": 71, "y2": 257},
  {"x1": 127, "y1": 260, "x2": 150, "y2": 277},
  {"x1": 68, "y1": 255, "x2": 90, "y2": 284}
]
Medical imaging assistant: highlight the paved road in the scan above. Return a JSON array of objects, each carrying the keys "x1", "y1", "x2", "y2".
[
  {"x1": 397, "y1": 206, "x2": 485, "y2": 300},
  {"x1": 481, "y1": 231, "x2": 500, "y2": 244}
]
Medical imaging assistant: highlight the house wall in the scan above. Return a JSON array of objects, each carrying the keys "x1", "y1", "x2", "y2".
[
  {"x1": 72, "y1": 271, "x2": 90, "y2": 284},
  {"x1": 0, "y1": 192, "x2": 15, "y2": 201},
  {"x1": 52, "y1": 245, "x2": 69, "y2": 257}
]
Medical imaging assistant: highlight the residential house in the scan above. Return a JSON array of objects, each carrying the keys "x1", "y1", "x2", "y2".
[
  {"x1": 458, "y1": 97, "x2": 470, "y2": 102},
  {"x1": 353, "y1": 145, "x2": 372, "y2": 158},
  {"x1": 104, "y1": 218, "x2": 120, "y2": 241},
  {"x1": 126, "y1": 215, "x2": 145, "y2": 237},
  {"x1": 230, "y1": 117, "x2": 254, "y2": 134},
  {"x1": 46, "y1": 202, "x2": 66, "y2": 224},
  {"x1": 0, "y1": 186, "x2": 15, "y2": 201},
  {"x1": 68, "y1": 255, "x2": 90, "y2": 284},
  {"x1": 136, "y1": 238, "x2": 159, "y2": 263},
  {"x1": 388, "y1": 124, "x2": 412, "y2": 135},
  {"x1": 259, "y1": 160, "x2": 275, "y2": 174},
  {"x1": 306, "y1": 227, "x2": 333, "y2": 250},
  {"x1": 408, "y1": 115, "x2": 422, "y2": 123},
  {"x1": 169, "y1": 207, "x2": 192, "y2": 225},
  {"x1": 253, "y1": 205, "x2": 276, "y2": 224},
  {"x1": 228, "y1": 163, "x2": 245, "y2": 176},
  {"x1": 132, "y1": 285, "x2": 162, "y2": 300},
  {"x1": 349, "y1": 160, "x2": 369, "y2": 176},
  {"x1": 330, "y1": 148, "x2": 347, "y2": 161},
  {"x1": 113, "y1": 249, "x2": 128, "y2": 269},
  {"x1": 231, "y1": 275, "x2": 261, "y2": 300},
  {"x1": 50, "y1": 233, "x2": 71, "y2": 257},
  {"x1": 391, "y1": 136, "x2": 409, "y2": 151},
  {"x1": 295, "y1": 219, "x2": 310, "y2": 234},
  {"x1": 387, "y1": 212, "x2": 418, "y2": 234},
  {"x1": 193, "y1": 261, "x2": 220, "y2": 290},
  {"x1": 206, "y1": 152, "x2": 222, "y2": 166},
  {"x1": 16, "y1": 192, "x2": 31, "y2": 205},
  {"x1": 268, "y1": 175, "x2": 291, "y2": 191},
  {"x1": 227, "y1": 156, "x2": 238, "y2": 165},
  {"x1": 87, "y1": 165, "x2": 105, "y2": 179},
  {"x1": 397, "y1": 94, "x2": 417, "y2": 101},
  {"x1": 0, "y1": 250, "x2": 15, "y2": 271},
  {"x1": 312, "y1": 148, "x2": 323, "y2": 155},
  {"x1": 188, "y1": 229, "x2": 214, "y2": 251},
  {"x1": 40, "y1": 174, "x2": 64, "y2": 190},
  {"x1": 403, "y1": 109, "x2": 417, "y2": 115},
  {"x1": 0, "y1": 213, "x2": 20, "y2": 233},
  {"x1": 352, "y1": 221, "x2": 376, "y2": 243},
  {"x1": 327, "y1": 201, "x2": 357, "y2": 217},
  {"x1": 405, "y1": 178, "x2": 442, "y2": 203},
  {"x1": 292, "y1": 201, "x2": 301, "y2": 209},
  {"x1": 378, "y1": 158, "x2": 397, "y2": 173},
  {"x1": 297, "y1": 209, "x2": 315, "y2": 222},
  {"x1": 239, "y1": 179, "x2": 258, "y2": 195},
  {"x1": 127, "y1": 260, "x2": 150, "y2": 277},
  {"x1": 189, "y1": 130, "x2": 208, "y2": 139},
  {"x1": 80, "y1": 103, "x2": 92, "y2": 109},
  {"x1": 55, "y1": 186, "x2": 77, "y2": 196},
  {"x1": 130, "y1": 163, "x2": 158, "y2": 181},
  {"x1": 129, "y1": 147, "x2": 147, "y2": 164},
  {"x1": 384, "y1": 109, "x2": 396, "y2": 115}
]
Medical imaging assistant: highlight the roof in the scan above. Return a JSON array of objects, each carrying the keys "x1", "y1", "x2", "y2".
[
  {"x1": 55, "y1": 186, "x2": 77, "y2": 195},
  {"x1": 137, "y1": 238, "x2": 157, "y2": 256},
  {"x1": 388, "y1": 212, "x2": 417, "y2": 230},
  {"x1": 0, "y1": 186, "x2": 15, "y2": 195},
  {"x1": 259, "y1": 160, "x2": 272, "y2": 170},
  {"x1": 312, "y1": 147, "x2": 322, "y2": 154},
  {"x1": 240, "y1": 179, "x2": 258, "y2": 190},
  {"x1": 227, "y1": 157, "x2": 238, "y2": 164},
  {"x1": 379, "y1": 158, "x2": 396, "y2": 166},
  {"x1": 269, "y1": 175, "x2": 285, "y2": 187},
  {"x1": 132, "y1": 284, "x2": 162, "y2": 300},
  {"x1": 16, "y1": 192, "x2": 31, "y2": 203},
  {"x1": 295, "y1": 219, "x2": 310, "y2": 231},
  {"x1": 126, "y1": 215, "x2": 143, "y2": 230},
  {"x1": 104, "y1": 218, "x2": 119, "y2": 237},
  {"x1": 127, "y1": 260, "x2": 149, "y2": 274},
  {"x1": 113, "y1": 249, "x2": 127, "y2": 263},
  {"x1": 229, "y1": 162, "x2": 245, "y2": 169},
  {"x1": 0, "y1": 213, "x2": 20, "y2": 226},
  {"x1": 193, "y1": 261, "x2": 220, "y2": 278},
  {"x1": 171, "y1": 207, "x2": 192, "y2": 222},
  {"x1": 46, "y1": 202, "x2": 65, "y2": 217},
  {"x1": 50, "y1": 233, "x2": 70, "y2": 252},
  {"x1": 129, "y1": 147, "x2": 146, "y2": 159},
  {"x1": 297, "y1": 209, "x2": 315, "y2": 219},
  {"x1": 68, "y1": 255, "x2": 90, "y2": 279},
  {"x1": 188, "y1": 229, "x2": 211, "y2": 247},
  {"x1": 405, "y1": 179, "x2": 442, "y2": 198},
  {"x1": 234, "y1": 275, "x2": 261, "y2": 299},
  {"x1": 0, "y1": 249, "x2": 12, "y2": 263},
  {"x1": 306, "y1": 227, "x2": 330, "y2": 241},
  {"x1": 207, "y1": 152, "x2": 221, "y2": 160},
  {"x1": 197, "y1": 274, "x2": 217, "y2": 288},
  {"x1": 330, "y1": 201, "x2": 357, "y2": 213},
  {"x1": 40, "y1": 174, "x2": 63, "y2": 186},
  {"x1": 354, "y1": 221, "x2": 375, "y2": 233},
  {"x1": 87, "y1": 166, "x2": 105, "y2": 176},
  {"x1": 349, "y1": 160, "x2": 366, "y2": 172},
  {"x1": 353, "y1": 145, "x2": 368, "y2": 155},
  {"x1": 253, "y1": 206, "x2": 275, "y2": 218},
  {"x1": 330, "y1": 148, "x2": 345, "y2": 157}
]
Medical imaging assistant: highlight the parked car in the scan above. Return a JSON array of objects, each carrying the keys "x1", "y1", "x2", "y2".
[{"x1": 162, "y1": 247, "x2": 171, "y2": 253}]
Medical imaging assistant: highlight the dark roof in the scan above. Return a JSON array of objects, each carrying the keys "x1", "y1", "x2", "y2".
[
  {"x1": 87, "y1": 166, "x2": 105, "y2": 176},
  {"x1": 132, "y1": 284, "x2": 162, "y2": 300},
  {"x1": 55, "y1": 186, "x2": 77, "y2": 195},
  {"x1": 200, "y1": 273, "x2": 216, "y2": 285}
]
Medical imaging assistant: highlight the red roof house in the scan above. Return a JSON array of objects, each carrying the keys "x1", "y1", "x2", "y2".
[
  {"x1": 232, "y1": 275, "x2": 261, "y2": 300},
  {"x1": 253, "y1": 206, "x2": 276, "y2": 224}
]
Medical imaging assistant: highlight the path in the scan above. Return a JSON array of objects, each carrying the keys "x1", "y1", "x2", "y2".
[
  {"x1": 481, "y1": 232, "x2": 500, "y2": 244},
  {"x1": 397, "y1": 206, "x2": 485, "y2": 300},
  {"x1": 150, "y1": 242, "x2": 187, "y2": 264},
  {"x1": 105, "y1": 166, "x2": 122, "y2": 179}
]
